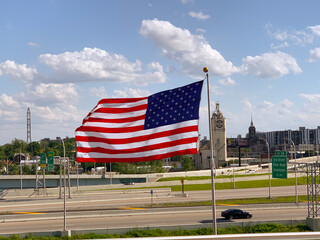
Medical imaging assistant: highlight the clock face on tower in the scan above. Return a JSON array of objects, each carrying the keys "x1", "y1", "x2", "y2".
[{"x1": 216, "y1": 119, "x2": 224, "y2": 128}]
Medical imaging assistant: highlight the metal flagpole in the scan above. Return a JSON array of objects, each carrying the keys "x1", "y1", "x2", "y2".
[{"x1": 204, "y1": 67, "x2": 217, "y2": 235}]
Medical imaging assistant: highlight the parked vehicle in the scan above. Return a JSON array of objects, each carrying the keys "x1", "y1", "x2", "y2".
[
  {"x1": 124, "y1": 181, "x2": 135, "y2": 185},
  {"x1": 221, "y1": 209, "x2": 252, "y2": 219}
]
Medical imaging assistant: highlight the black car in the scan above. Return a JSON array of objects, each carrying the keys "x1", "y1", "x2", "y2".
[{"x1": 221, "y1": 209, "x2": 252, "y2": 219}]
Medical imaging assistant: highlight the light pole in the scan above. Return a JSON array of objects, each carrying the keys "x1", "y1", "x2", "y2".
[
  {"x1": 259, "y1": 138, "x2": 271, "y2": 199},
  {"x1": 287, "y1": 138, "x2": 298, "y2": 205},
  {"x1": 20, "y1": 147, "x2": 22, "y2": 190},
  {"x1": 59, "y1": 138, "x2": 67, "y2": 231},
  {"x1": 110, "y1": 162, "x2": 112, "y2": 185},
  {"x1": 232, "y1": 158, "x2": 235, "y2": 189}
]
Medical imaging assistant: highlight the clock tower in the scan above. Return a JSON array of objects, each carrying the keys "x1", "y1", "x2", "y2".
[{"x1": 212, "y1": 102, "x2": 227, "y2": 167}]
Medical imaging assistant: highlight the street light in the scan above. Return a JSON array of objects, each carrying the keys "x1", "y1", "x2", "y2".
[
  {"x1": 20, "y1": 147, "x2": 22, "y2": 190},
  {"x1": 59, "y1": 138, "x2": 67, "y2": 232},
  {"x1": 259, "y1": 138, "x2": 271, "y2": 199},
  {"x1": 287, "y1": 138, "x2": 298, "y2": 205}
]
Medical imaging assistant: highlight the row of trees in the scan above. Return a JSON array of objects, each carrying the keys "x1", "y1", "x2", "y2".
[
  {"x1": 0, "y1": 138, "x2": 77, "y2": 161},
  {"x1": 0, "y1": 138, "x2": 195, "y2": 175}
]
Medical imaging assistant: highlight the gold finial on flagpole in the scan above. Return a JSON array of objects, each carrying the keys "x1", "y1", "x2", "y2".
[{"x1": 203, "y1": 67, "x2": 208, "y2": 73}]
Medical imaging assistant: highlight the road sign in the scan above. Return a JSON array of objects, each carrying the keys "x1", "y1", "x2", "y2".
[
  {"x1": 272, "y1": 156, "x2": 287, "y2": 179},
  {"x1": 47, "y1": 152, "x2": 54, "y2": 171},
  {"x1": 40, "y1": 153, "x2": 46, "y2": 169},
  {"x1": 181, "y1": 177, "x2": 184, "y2": 184},
  {"x1": 275, "y1": 150, "x2": 287, "y2": 156}
]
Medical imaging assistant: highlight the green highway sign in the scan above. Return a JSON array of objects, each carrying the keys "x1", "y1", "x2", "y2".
[
  {"x1": 47, "y1": 151, "x2": 54, "y2": 171},
  {"x1": 40, "y1": 153, "x2": 46, "y2": 169},
  {"x1": 272, "y1": 156, "x2": 287, "y2": 179},
  {"x1": 275, "y1": 150, "x2": 287, "y2": 156}
]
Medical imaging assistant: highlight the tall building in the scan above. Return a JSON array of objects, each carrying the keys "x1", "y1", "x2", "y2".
[
  {"x1": 254, "y1": 125, "x2": 320, "y2": 152},
  {"x1": 212, "y1": 103, "x2": 227, "y2": 166},
  {"x1": 248, "y1": 117, "x2": 256, "y2": 139}
]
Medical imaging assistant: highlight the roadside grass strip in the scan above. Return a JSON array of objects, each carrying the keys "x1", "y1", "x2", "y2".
[
  {"x1": 140, "y1": 195, "x2": 308, "y2": 208},
  {"x1": 0, "y1": 224, "x2": 310, "y2": 239},
  {"x1": 109, "y1": 176, "x2": 307, "y2": 192},
  {"x1": 157, "y1": 173, "x2": 269, "y2": 182},
  {"x1": 170, "y1": 176, "x2": 308, "y2": 191}
]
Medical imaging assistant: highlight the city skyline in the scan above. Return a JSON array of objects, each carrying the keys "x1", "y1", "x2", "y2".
[{"x1": 1, "y1": 0, "x2": 320, "y2": 145}]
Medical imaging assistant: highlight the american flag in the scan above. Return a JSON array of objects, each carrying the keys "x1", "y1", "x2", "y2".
[{"x1": 75, "y1": 80, "x2": 203, "y2": 163}]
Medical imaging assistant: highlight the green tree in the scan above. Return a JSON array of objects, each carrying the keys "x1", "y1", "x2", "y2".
[
  {"x1": 0, "y1": 161, "x2": 4, "y2": 174},
  {"x1": 9, "y1": 164, "x2": 19, "y2": 175},
  {"x1": 27, "y1": 142, "x2": 41, "y2": 158},
  {"x1": 22, "y1": 165, "x2": 32, "y2": 175},
  {"x1": 30, "y1": 164, "x2": 37, "y2": 175},
  {"x1": 180, "y1": 156, "x2": 195, "y2": 171}
]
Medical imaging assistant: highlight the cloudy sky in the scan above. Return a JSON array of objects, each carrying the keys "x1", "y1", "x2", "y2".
[{"x1": 1, "y1": 0, "x2": 320, "y2": 145}]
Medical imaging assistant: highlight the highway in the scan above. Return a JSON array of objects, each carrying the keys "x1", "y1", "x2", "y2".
[
  {"x1": 0, "y1": 185, "x2": 309, "y2": 235},
  {"x1": 0, "y1": 206, "x2": 307, "y2": 234}
]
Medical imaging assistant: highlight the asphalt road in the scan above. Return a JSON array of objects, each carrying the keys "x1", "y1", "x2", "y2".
[
  {"x1": 0, "y1": 185, "x2": 309, "y2": 235},
  {"x1": 0, "y1": 185, "x2": 307, "y2": 213},
  {"x1": 0, "y1": 205, "x2": 307, "y2": 234}
]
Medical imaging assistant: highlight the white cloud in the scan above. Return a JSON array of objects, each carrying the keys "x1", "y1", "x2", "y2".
[
  {"x1": 218, "y1": 77, "x2": 236, "y2": 86},
  {"x1": 266, "y1": 24, "x2": 314, "y2": 47},
  {"x1": 196, "y1": 28, "x2": 206, "y2": 33},
  {"x1": 34, "y1": 104, "x2": 82, "y2": 123},
  {"x1": 38, "y1": 47, "x2": 166, "y2": 86},
  {"x1": 280, "y1": 98, "x2": 293, "y2": 108},
  {"x1": 19, "y1": 83, "x2": 78, "y2": 106},
  {"x1": 271, "y1": 42, "x2": 289, "y2": 49},
  {"x1": 309, "y1": 47, "x2": 320, "y2": 62},
  {"x1": 242, "y1": 99, "x2": 253, "y2": 111},
  {"x1": 211, "y1": 85, "x2": 224, "y2": 96},
  {"x1": 300, "y1": 93, "x2": 320, "y2": 103},
  {"x1": 181, "y1": 0, "x2": 194, "y2": 4},
  {"x1": 113, "y1": 87, "x2": 151, "y2": 98},
  {"x1": 140, "y1": 19, "x2": 238, "y2": 78},
  {"x1": 90, "y1": 86, "x2": 108, "y2": 99},
  {"x1": 240, "y1": 51, "x2": 302, "y2": 79},
  {"x1": 299, "y1": 93, "x2": 320, "y2": 120},
  {"x1": 0, "y1": 94, "x2": 17, "y2": 107},
  {"x1": 27, "y1": 42, "x2": 39, "y2": 47},
  {"x1": 308, "y1": 25, "x2": 320, "y2": 38},
  {"x1": 241, "y1": 99, "x2": 297, "y2": 131},
  {"x1": 134, "y1": 61, "x2": 166, "y2": 86},
  {"x1": 189, "y1": 11, "x2": 210, "y2": 20},
  {"x1": 0, "y1": 60, "x2": 38, "y2": 82}
]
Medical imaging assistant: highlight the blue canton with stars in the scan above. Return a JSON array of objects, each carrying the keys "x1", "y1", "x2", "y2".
[{"x1": 144, "y1": 80, "x2": 203, "y2": 130}]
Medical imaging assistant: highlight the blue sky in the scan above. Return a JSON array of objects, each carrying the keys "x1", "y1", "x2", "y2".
[{"x1": 1, "y1": 0, "x2": 320, "y2": 145}]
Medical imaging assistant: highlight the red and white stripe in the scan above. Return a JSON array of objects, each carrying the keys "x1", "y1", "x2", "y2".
[{"x1": 75, "y1": 98, "x2": 199, "y2": 163}]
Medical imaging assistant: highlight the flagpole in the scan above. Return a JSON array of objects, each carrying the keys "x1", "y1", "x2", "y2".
[{"x1": 203, "y1": 67, "x2": 217, "y2": 235}]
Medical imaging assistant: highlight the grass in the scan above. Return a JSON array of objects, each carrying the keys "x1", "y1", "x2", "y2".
[
  {"x1": 0, "y1": 224, "x2": 310, "y2": 239},
  {"x1": 141, "y1": 195, "x2": 308, "y2": 208},
  {"x1": 156, "y1": 173, "x2": 269, "y2": 182},
  {"x1": 104, "y1": 176, "x2": 307, "y2": 192},
  {"x1": 169, "y1": 176, "x2": 307, "y2": 191}
]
